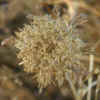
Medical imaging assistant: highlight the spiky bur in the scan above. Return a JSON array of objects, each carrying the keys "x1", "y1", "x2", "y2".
[{"x1": 14, "y1": 15, "x2": 86, "y2": 91}]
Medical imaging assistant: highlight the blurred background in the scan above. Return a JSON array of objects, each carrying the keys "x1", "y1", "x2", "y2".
[{"x1": 0, "y1": 0, "x2": 100, "y2": 100}]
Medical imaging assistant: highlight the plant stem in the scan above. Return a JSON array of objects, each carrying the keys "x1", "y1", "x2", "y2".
[
  {"x1": 87, "y1": 54, "x2": 94, "y2": 100},
  {"x1": 66, "y1": 72, "x2": 81, "y2": 100}
]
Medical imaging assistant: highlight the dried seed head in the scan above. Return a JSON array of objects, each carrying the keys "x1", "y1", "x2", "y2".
[{"x1": 14, "y1": 15, "x2": 85, "y2": 90}]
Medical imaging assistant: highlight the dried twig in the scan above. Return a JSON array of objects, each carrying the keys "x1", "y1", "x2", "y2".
[{"x1": 79, "y1": 55, "x2": 100, "y2": 64}]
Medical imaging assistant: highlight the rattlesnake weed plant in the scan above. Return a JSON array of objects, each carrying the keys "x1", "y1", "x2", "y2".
[{"x1": 10, "y1": 14, "x2": 87, "y2": 91}]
